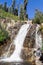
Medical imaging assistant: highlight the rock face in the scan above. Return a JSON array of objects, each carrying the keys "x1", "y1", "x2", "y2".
[
  {"x1": 20, "y1": 24, "x2": 37, "y2": 65},
  {"x1": 0, "y1": 21, "x2": 36, "y2": 65},
  {"x1": 0, "y1": 21, "x2": 24, "y2": 57},
  {"x1": 23, "y1": 24, "x2": 36, "y2": 48},
  {"x1": 0, "y1": 21, "x2": 27, "y2": 58},
  {"x1": 0, "y1": 39, "x2": 12, "y2": 57}
]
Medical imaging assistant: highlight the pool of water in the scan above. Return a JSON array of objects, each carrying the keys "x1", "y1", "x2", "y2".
[{"x1": 0, "y1": 62, "x2": 34, "y2": 65}]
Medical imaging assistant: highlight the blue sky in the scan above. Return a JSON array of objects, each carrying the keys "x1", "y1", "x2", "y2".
[{"x1": 0, "y1": 0, "x2": 43, "y2": 19}]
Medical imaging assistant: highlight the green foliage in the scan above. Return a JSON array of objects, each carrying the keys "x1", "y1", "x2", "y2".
[
  {"x1": 12, "y1": 0, "x2": 15, "y2": 8},
  {"x1": 20, "y1": 0, "x2": 28, "y2": 20},
  {"x1": 0, "y1": 9, "x2": 18, "y2": 21},
  {"x1": 24, "y1": 0, "x2": 28, "y2": 10},
  {"x1": 8, "y1": 7, "x2": 11, "y2": 13},
  {"x1": 20, "y1": 5, "x2": 24, "y2": 20},
  {"x1": 39, "y1": 25, "x2": 43, "y2": 34},
  {"x1": 14, "y1": 8, "x2": 18, "y2": 16},
  {"x1": 3, "y1": 2, "x2": 7, "y2": 12},
  {"x1": 0, "y1": 0, "x2": 18, "y2": 16},
  {"x1": 0, "y1": 0, "x2": 29, "y2": 21},
  {"x1": 0, "y1": 4, "x2": 3, "y2": 9},
  {"x1": 11, "y1": 0, "x2": 15, "y2": 14},
  {"x1": 0, "y1": 24, "x2": 9, "y2": 42},
  {"x1": 32, "y1": 10, "x2": 43, "y2": 24},
  {"x1": 11, "y1": 5, "x2": 14, "y2": 14},
  {"x1": 24, "y1": 0, "x2": 28, "y2": 19}
]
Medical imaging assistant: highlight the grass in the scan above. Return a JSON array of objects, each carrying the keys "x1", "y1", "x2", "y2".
[{"x1": 0, "y1": 9, "x2": 19, "y2": 21}]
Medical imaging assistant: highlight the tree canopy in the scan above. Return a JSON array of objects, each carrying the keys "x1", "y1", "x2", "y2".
[{"x1": 32, "y1": 9, "x2": 43, "y2": 24}]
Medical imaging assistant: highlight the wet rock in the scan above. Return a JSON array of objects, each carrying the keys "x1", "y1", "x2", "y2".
[
  {"x1": 39, "y1": 53, "x2": 43, "y2": 63},
  {"x1": 21, "y1": 48, "x2": 35, "y2": 65},
  {"x1": 23, "y1": 24, "x2": 36, "y2": 48},
  {"x1": 21, "y1": 24, "x2": 36, "y2": 64},
  {"x1": 0, "y1": 22, "x2": 25, "y2": 57}
]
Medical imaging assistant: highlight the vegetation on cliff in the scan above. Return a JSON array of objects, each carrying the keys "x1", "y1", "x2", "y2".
[
  {"x1": 0, "y1": 23, "x2": 9, "y2": 43},
  {"x1": 32, "y1": 9, "x2": 43, "y2": 24},
  {"x1": 0, "y1": 0, "x2": 18, "y2": 16},
  {"x1": 0, "y1": 9, "x2": 18, "y2": 21},
  {"x1": 0, "y1": 0, "x2": 28, "y2": 21},
  {"x1": 39, "y1": 25, "x2": 43, "y2": 34}
]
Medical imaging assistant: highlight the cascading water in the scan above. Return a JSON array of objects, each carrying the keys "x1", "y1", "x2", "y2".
[
  {"x1": 0, "y1": 24, "x2": 31, "y2": 62},
  {"x1": 35, "y1": 24, "x2": 42, "y2": 49},
  {"x1": 35, "y1": 25, "x2": 42, "y2": 65}
]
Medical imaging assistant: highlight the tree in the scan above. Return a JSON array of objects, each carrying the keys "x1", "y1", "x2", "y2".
[
  {"x1": 3, "y1": 2, "x2": 7, "y2": 12},
  {"x1": 8, "y1": 7, "x2": 12, "y2": 13},
  {"x1": 11, "y1": 0, "x2": 16, "y2": 14},
  {"x1": 32, "y1": 9, "x2": 43, "y2": 24},
  {"x1": 14, "y1": 8, "x2": 18, "y2": 16},
  {"x1": 20, "y1": 5, "x2": 24, "y2": 20},
  {"x1": 24, "y1": 0, "x2": 28, "y2": 19},
  {"x1": 12, "y1": 0, "x2": 15, "y2": 8},
  {"x1": 0, "y1": 4, "x2": 3, "y2": 9}
]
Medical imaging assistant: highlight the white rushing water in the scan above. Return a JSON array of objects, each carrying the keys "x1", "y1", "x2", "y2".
[
  {"x1": 0, "y1": 24, "x2": 31, "y2": 62},
  {"x1": 35, "y1": 25, "x2": 42, "y2": 65},
  {"x1": 35, "y1": 25, "x2": 42, "y2": 49}
]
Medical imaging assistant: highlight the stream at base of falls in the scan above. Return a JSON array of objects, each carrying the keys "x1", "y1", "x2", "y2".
[{"x1": 0, "y1": 62, "x2": 32, "y2": 65}]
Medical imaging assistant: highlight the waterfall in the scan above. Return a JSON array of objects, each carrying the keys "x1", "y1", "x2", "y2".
[
  {"x1": 0, "y1": 24, "x2": 31, "y2": 62},
  {"x1": 35, "y1": 25, "x2": 42, "y2": 49}
]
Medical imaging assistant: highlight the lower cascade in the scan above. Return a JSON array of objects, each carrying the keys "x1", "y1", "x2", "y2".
[
  {"x1": 35, "y1": 25, "x2": 42, "y2": 49},
  {"x1": 0, "y1": 24, "x2": 31, "y2": 62}
]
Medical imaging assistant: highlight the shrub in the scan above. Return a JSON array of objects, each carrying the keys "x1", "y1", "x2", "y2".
[
  {"x1": 32, "y1": 9, "x2": 43, "y2": 24},
  {"x1": 0, "y1": 24, "x2": 9, "y2": 43},
  {"x1": 39, "y1": 25, "x2": 43, "y2": 34}
]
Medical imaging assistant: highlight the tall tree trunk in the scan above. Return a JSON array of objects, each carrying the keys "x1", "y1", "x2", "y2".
[{"x1": 24, "y1": 0, "x2": 28, "y2": 19}]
